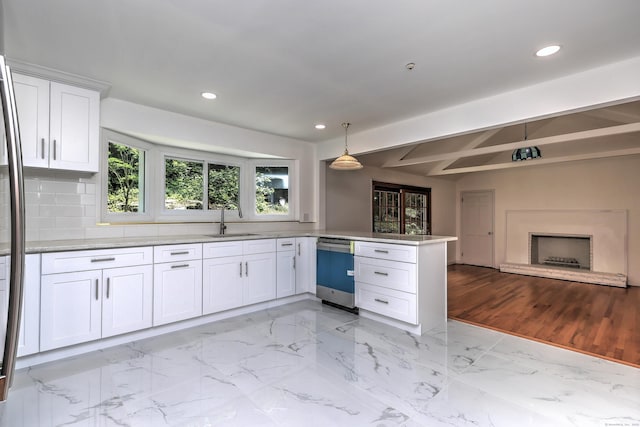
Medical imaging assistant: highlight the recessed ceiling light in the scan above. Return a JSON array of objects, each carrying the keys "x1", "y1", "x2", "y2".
[
  {"x1": 535, "y1": 45, "x2": 561, "y2": 57},
  {"x1": 201, "y1": 92, "x2": 217, "y2": 100},
  {"x1": 315, "y1": 124, "x2": 326, "y2": 130}
]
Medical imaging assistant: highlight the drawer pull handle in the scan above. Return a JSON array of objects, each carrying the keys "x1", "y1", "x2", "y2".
[
  {"x1": 374, "y1": 298, "x2": 389, "y2": 304},
  {"x1": 374, "y1": 271, "x2": 388, "y2": 276},
  {"x1": 374, "y1": 249, "x2": 389, "y2": 254},
  {"x1": 170, "y1": 251, "x2": 190, "y2": 255},
  {"x1": 171, "y1": 264, "x2": 189, "y2": 269},
  {"x1": 281, "y1": 243, "x2": 293, "y2": 247},
  {"x1": 91, "y1": 257, "x2": 116, "y2": 263}
]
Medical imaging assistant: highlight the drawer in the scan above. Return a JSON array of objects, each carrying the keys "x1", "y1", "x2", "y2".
[
  {"x1": 243, "y1": 239, "x2": 276, "y2": 255},
  {"x1": 356, "y1": 282, "x2": 417, "y2": 325},
  {"x1": 154, "y1": 244, "x2": 202, "y2": 263},
  {"x1": 203, "y1": 241, "x2": 243, "y2": 258},
  {"x1": 42, "y1": 247, "x2": 153, "y2": 274},
  {"x1": 355, "y1": 241, "x2": 417, "y2": 263},
  {"x1": 355, "y1": 256, "x2": 416, "y2": 294},
  {"x1": 276, "y1": 238, "x2": 296, "y2": 252}
]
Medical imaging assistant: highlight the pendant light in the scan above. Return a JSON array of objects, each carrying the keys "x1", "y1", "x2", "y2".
[
  {"x1": 512, "y1": 122, "x2": 542, "y2": 161},
  {"x1": 329, "y1": 122, "x2": 363, "y2": 170}
]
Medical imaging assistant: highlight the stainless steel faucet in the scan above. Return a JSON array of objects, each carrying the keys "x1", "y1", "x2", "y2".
[
  {"x1": 219, "y1": 208, "x2": 227, "y2": 235},
  {"x1": 219, "y1": 202, "x2": 242, "y2": 235}
]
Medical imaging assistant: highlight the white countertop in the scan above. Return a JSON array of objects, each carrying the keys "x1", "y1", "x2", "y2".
[{"x1": 1, "y1": 230, "x2": 456, "y2": 255}]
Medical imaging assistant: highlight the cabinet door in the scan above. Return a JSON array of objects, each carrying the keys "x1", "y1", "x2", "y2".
[
  {"x1": 276, "y1": 250, "x2": 296, "y2": 298},
  {"x1": 12, "y1": 74, "x2": 50, "y2": 168},
  {"x1": 102, "y1": 265, "x2": 153, "y2": 338},
  {"x1": 295, "y1": 237, "x2": 316, "y2": 295},
  {"x1": 49, "y1": 82, "x2": 100, "y2": 172},
  {"x1": 153, "y1": 261, "x2": 202, "y2": 326},
  {"x1": 17, "y1": 254, "x2": 41, "y2": 357},
  {"x1": 243, "y1": 252, "x2": 276, "y2": 305},
  {"x1": 202, "y1": 256, "x2": 244, "y2": 315},
  {"x1": 40, "y1": 270, "x2": 102, "y2": 351}
]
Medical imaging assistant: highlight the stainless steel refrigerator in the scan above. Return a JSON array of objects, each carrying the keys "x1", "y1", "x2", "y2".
[{"x1": 0, "y1": 53, "x2": 26, "y2": 401}]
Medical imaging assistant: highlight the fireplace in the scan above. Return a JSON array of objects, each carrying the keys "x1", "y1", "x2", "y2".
[{"x1": 530, "y1": 233, "x2": 592, "y2": 270}]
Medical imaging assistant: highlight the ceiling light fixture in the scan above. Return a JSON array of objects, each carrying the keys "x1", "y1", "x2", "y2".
[
  {"x1": 329, "y1": 122, "x2": 363, "y2": 170},
  {"x1": 535, "y1": 45, "x2": 561, "y2": 57},
  {"x1": 315, "y1": 124, "x2": 326, "y2": 130},
  {"x1": 201, "y1": 92, "x2": 217, "y2": 100},
  {"x1": 512, "y1": 122, "x2": 542, "y2": 161}
]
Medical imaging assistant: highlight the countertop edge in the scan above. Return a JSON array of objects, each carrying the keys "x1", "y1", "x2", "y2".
[{"x1": 1, "y1": 231, "x2": 457, "y2": 255}]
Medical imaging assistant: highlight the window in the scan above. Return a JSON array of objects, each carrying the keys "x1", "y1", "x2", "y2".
[
  {"x1": 164, "y1": 157, "x2": 204, "y2": 210},
  {"x1": 255, "y1": 166, "x2": 289, "y2": 215},
  {"x1": 372, "y1": 181, "x2": 431, "y2": 235},
  {"x1": 107, "y1": 141, "x2": 145, "y2": 213},
  {"x1": 102, "y1": 133, "x2": 296, "y2": 223},
  {"x1": 208, "y1": 163, "x2": 241, "y2": 211}
]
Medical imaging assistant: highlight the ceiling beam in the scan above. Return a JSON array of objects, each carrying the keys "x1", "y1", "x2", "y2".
[
  {"x1": 582, "y1": 108, "x2": 640, "y2": 124},
  {"x1": 427, "y1": 147, "x2": 640, "y2": 176},
  {"x1": 427, "y1": 128, "x2": 503, "y2": 174},
  {"x1": 383, "y1": 122, "x2": 640, "y2": 168}
]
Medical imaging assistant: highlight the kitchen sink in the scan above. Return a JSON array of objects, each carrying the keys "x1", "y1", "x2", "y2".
[{"x1": 205, "y1": 233, "x2": 258, "y2": 238}]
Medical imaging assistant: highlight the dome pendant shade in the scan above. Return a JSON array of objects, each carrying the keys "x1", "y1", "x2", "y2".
[
  {"x1": 512, "y1": 146, "x2": 542, "y2": 161},
  {"x1": 511, "y1": 122, "x2": 542, "y2": 161},
  {"x1": 330, "y1": 123, "x2": 363, "y2": 170}
]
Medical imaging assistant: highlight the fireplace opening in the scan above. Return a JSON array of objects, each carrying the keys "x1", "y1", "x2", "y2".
[{"x1": 530, "y1": 233, "x2": 592, "y2": 270}]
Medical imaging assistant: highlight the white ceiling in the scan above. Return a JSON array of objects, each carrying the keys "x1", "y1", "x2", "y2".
[{"x1": 3, "y1": 0, "x2": 640, "y2": 144}]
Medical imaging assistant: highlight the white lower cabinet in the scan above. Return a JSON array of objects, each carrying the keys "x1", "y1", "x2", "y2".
[
  {"x1": 244, "y1": 252, "x2": 277, "y2": 304},
  {"x1": 2, "y1": 254, "x2": 42, "y2": 357},
  {"x1": 102, "y1": 265, "x2": 153, "y2": 338},
  {"x1": 18, "y1": 254, "x2": 42, "y2": 356},
  {"x1": 203, "y1": 239, "x2": 276, "y2": 315},
  {"x1": 276, "y1": 239, "x2": 296, "y2": 298},
  {"x1": 295, "y1": 237, "x2": 316, "y2": 295},
  {"x1": 40, "y1": 247, "x2": 153, "y2": 352},
  {"x1": 40, "y1": 270, "x2": 102, "y2": 351},
  {"x1": 202, "y1": 255, "x2": 244, "y2": 314},
  {"x1": 153, "y1": 259, "x2": 202, "y2": 326},
  {"x1": 276, "y1": 237, "x2": 316, "y2": 297}
]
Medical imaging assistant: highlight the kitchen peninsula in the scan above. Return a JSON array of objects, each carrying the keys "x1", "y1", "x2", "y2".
[{"x1": 6, "y1": 231, "x2": 456, "y2": 368}]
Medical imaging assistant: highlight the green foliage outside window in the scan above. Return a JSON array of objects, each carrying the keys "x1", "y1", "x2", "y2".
[
  {"x1": 165, "y1": 158, "x2": 203, "y2": 210},
  {"x1": 208, "y1": 164, "x2": 240, "y2": 210},
  {"x1": 108, "y1": 142, "x2": 142, "y2": 213}
]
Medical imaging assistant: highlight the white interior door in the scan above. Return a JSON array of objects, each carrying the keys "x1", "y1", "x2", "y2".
[{"x1": 461, "y1": 190, "x2": 494, "y2": 267}]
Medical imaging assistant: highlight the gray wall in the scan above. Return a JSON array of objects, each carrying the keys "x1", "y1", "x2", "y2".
[{"x1": 324, "y1": 162, "x2": 457, "y2": 261}]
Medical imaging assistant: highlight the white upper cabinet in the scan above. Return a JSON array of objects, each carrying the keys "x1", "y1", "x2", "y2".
[{"x1": 13, "y1": 73, "x2": 99, "y2": 172}]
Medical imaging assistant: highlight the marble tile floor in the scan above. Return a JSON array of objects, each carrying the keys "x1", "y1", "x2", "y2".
[{"x1": 0, "y1": 300, "x2": 638, "y2": 427}]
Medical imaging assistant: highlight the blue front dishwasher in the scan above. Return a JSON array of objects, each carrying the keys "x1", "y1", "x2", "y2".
[{"x1": 316, "y1": 237, "x2": 357, "y2": 311}]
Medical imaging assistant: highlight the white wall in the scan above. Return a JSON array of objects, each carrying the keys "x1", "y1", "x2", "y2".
[
  {"x1": 323, "y1": 163, "x2": 457, "y2": 262},
  {"x1": 455, "y1": 155, "x2": 640, "y2": 286},
  {"x1": 101, "y1": 98, "x2": 318, "y2": 225}
]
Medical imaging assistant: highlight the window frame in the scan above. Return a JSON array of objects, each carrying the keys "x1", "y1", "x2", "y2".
[
  {"x1": 372, "y1": 181, "x2": 432, "y2": 235},
  {"x1": 101, "y1": 130, "x2": 154, "y2": 223},
  {"x1": 157, "y1": 147, "x2": 246, "y2": 223},
  {"x1": 249, "y1": 159, "x2": 296, "y2": 222}
]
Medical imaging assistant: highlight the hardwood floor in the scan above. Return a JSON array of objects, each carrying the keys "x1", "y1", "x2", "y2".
[{"x1": 447, "y1": 264, "x2": 640, "y2": 367}]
